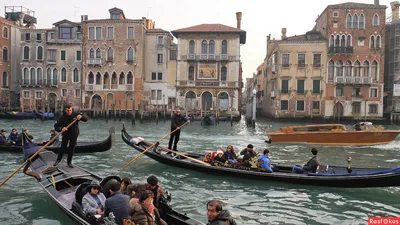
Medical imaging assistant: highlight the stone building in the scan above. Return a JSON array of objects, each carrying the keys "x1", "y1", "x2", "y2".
[
  {"x1": 263, "y1": 29, "x2": 327, "y2": 118},
  {"x1": 0, "y1": 17, "x2": 11, "y2": 107},
  {"x1": 315, "y1": 1, "x2": 386, "y2": 119},
  {"x1": 82, "y1": 8, "x2": 150, "y2": 111},
  {"x1": 171, "y1": 12, "x2": 246, "y2": 116}
]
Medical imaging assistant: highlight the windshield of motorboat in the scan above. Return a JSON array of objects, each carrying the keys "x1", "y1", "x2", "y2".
[{"x1": 292, "y1": 125, "x2": 346, "y2": 132}]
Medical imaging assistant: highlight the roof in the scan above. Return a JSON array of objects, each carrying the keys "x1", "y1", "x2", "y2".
[
  {"x1": 273, "y1": 31, "x2": 326, "y2": 43},
  {"x1": 146, "y1": 28, "x2": 169, "y2": 33},
  {"x1": 327, "y1": 2, "x2": 387, "y2": 9},
  {"x1": 171, "y1": 24, "x2": 246, "y2": 44},
  {"x1": 109, "y1": 7, "x2": 126, "y2": 19},
  {"x1": 53, "y1": 19, "x2": 80, "y2": 26}
]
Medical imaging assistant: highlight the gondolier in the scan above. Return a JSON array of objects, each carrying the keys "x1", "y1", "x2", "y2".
[
  {"x1": 168, "y1": 108, "x2": 190, "y2": 151},
  {"x1": 53, "y1": 105, "x2": 88, "y2": 168}
]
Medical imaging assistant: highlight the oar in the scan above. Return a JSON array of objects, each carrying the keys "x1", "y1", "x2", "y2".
[
  {"x1": 123, "y1": 121, "x2": 189, "y2": 169},
  {"x1": 157, "y1": 146, "x2": 211, "y2": 166},
  {"x1": 0, "y1": 118, "x2": 78, "y2": 188}
]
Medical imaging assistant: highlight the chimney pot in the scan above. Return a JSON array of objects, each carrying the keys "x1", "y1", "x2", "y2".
[
  {"x1": 236, "y1": 12, "x2": 242, "y2": 29},
  {"x1": 281, "y1": 28, "x2": 287, "y2": 40}
]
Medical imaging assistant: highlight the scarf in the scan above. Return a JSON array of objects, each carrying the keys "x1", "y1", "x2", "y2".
[{"x1": 143, "y1": 202, "x2": 155, "y2": 216}]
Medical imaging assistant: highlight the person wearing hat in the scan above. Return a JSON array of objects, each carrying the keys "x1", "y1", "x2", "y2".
[
  {"x1": 7, "y1": 128, "x2": 19, "y2": 145},
  {"x1": 82, "y1": 181, "x2": 106, "y2": 216},
  {"x1": 0, "y1": 129, "x2": 7, "y2": 145},
  {"x1": 213, "y1": 149, "x2": 226, "y2": 164}
]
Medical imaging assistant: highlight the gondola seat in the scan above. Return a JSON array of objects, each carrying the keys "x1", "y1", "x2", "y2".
[
  {"x1": 71, "y1": 182, "x2": 91, "y2": 220},
  {"x1": 316, "y1": 165, "x2": 329, "y2": 174}
]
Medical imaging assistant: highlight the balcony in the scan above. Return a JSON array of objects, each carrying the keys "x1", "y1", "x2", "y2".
[
  {"x1": 87, "y1": 58, "x2": 101, "y2": 66},
  {"x1": 103, "y1": 84, "x2": 110, "y2": 90},
  {"x1": 334, "y1": 76, "x2": 372, "y2": 85},
  {"x1": 180, "y1": 54, "x2": 239, "y2": 61},
  {"x1": 352, "y1": 95, "x2": 363, "y2": 102},
  {"x1": 125, "y1": 84, "x2": 133, "y2": 91},
  {"x1": 328, "y1": 46, "x2": 354, "y2": 54},
  {"x1": 111, "y1": 84, "x2": 118, "y2": 89},
  {"x1": 176, "y1": 80, "x2": 239, "y2": 88},
  {"x1": 44, "y1": 79, "x2": 58, "y2": 86},
  {"x1": 312, "y1": 109, "x2": 320, "y2": 114},
  {"x1": 86, "y1": 84, "x2": 94, "y2": 91},
  {"x1": 47, "y1": 60, "x2": 56, "y2": 65},
  {"x1": 21, "y1": 79, "x2": 46, "y2": 87}
]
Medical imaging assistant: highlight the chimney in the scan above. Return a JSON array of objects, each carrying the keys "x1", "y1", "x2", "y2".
[
  {"x1": 281, "y1": 28, "x2": 287, "y2": 40},
  {"x1": 391, "y1": 1, "x2": 400, "y2": 22},
  {"x1": 81, "y1": 15, "x2": 88, "y2": 22},
  {"x1": 375, "y1": 0, "x2": 379, "y2": 5},
  {"x1": 236, "y1": 12, "x2": 242, "y2": 29}
]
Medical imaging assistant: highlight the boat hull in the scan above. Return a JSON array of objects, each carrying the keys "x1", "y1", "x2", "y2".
[
  {"x1": 122, "y1": 125, "x2": 400, "y2": 188},
  {"x1": 267, "y1": 130, "x2": 400, "y2": 146}
]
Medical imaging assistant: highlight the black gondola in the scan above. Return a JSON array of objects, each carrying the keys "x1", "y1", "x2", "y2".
[
  {"x1": 121, "y1": 123, "x2": 400, "y2": 188},
  {"x1": 200, "y1": 115, "x2": 215, "y2": 126},
  {"x1": 22, "y1": 144, "x2": 205, "y2": 225},
  {"x1": 0, "y1": 126, "x2": 115, "y2": 154}
]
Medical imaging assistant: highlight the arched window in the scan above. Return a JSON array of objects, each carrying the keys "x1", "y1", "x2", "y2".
[
  {"x1": 345, "y1": 60, "x2": 352, "y2": 77},
  {"x1": 201, "y1": 40, "x2": 208, "y2": 55},
  {"x1": 88, "y1": 72, "x2": 94, "y2": 84},
  {"x1": 222, "y1": 40, "x2": 228, "y2": 54},
  {"x1": 359, "y1": 14, "x2": 365, "y2": 29},
  {"x1": 89, "y1": 48, "x2": 94, "y2": 59},
  {"x1": 37, "y1": 68, "x2": 43, "y2": 84},
  {"x1": 119, "y1": 72, "x2": 125, "y2": 84},
  {"x1": 2, "y1": 72, "x2": 7, "y2": 87},
  {"x1": 188, "y1": 66, "x2": 194, "y2": 80},
  {"x1": 2, "y1": 27, "x2": 8, "y2": 38},
  {"x1": 30, "y1": 68, "x2": 36, "y2": 85},
  {"x1": 373, "y1": 14, "x2": 379, "y2": 26},
  {"x1": 189, "y1": 40, "x2": 195, "y2": 54},
  {"x1": 127, "y1": 72, "x2": 133, "y2": 84},
  {"x1": 376, "y1": 35, "x2": 381, "y2": 48},
  {"x1": 346, "y1": 35, "x2": 351, "y2": 47},
  {"x1": 61, "y1": 68, "x2": 67, "y2": 82},
  {"x1": 341, "y1": 35, "x2": 346, "y2": 47},
  {"x1": 95, "y1": 72, "x2": 101, "y2": 84},
  {"x1": 354, "y1": 60, "x2": 361, "y2": 77},
  {"x1": 328, "y1": 60, "x2": 334, "y2": 80},
  {"x1": 221, "y1": 66, "x2": 227, "y2": 81},
  {"x1": 353, "y1": 14, "x2": 358, "y2": 29},
  {"x1": 2, "y1": 47, "x2": 7, "y2": 61},
  {"x1": 347, "y1": 14, "x2": 352, "y2": 28},
  {"x1": 335, "y1": 35, "x2": 340, "y2": 47},
  {"x1": 73, "y1": 68, "x2": 79, "y2": 82},
  {"x1": 46, "y1": 68, "x2": 51, "y2": 85},
  {"x1": 37, "y1": 46, "x2": 43, "y2": 60},
  {"x1": 363, "y1": 61, "x2": 370, "y2": 77},
  {"x1": 52, "y1": 68, "x2": 58, "y2": 85},
  {"x1": 107, "y1": 47, "x2": 114, "y2": 61},
  {"x1": 209, "y1": 40, "x2": 215, "y2": 55},
  {"x1": 127, "y1": 47, "x2": 134, "y2": 62},
  {"x1": 23, "y1": 46, "x2": 30, "y2": 60},
  {"x1": 336, "y1": 60, "x2": 343, "y2": 77},
  {"x1": 370, "y1": 35, "x2": 375, "y2": 48},
  {"x1": 329, "y1": 35, "x2": 334, "y2": 47},
  {"x1": 95, "y1": 48, "x2": 101, "y2": 58},
  {"x1": 23, "y1": 68, "x2": 29, "y2": 84},
  {"x1": 371, "y1": 61, "x2": 378, "y2": 80}
]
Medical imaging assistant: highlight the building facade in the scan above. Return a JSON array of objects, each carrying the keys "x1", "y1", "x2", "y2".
[
  {"x1": 167, "y1": 43, "x2": 177, "y2": 110},
  {"x1": 171, "y1": 13, "x2": 246, "y2": 116},
  {"x1": 315, "y1": 2, "x2": 386, "y2": 119},
  {"x1": 82, "y1": 8, "x2": 148, "y2": 111},
  {"x1": 255, "y1": 63, "x2": 265, "y2": 111},
  {"x1": 263, "y1": 30, "x2": 327, "y2": 118},
  {"x1": 0, "y1": 17, "x2": 11, "y2": 107},
  {"x1": 143, "y1": 29, "x2": 174, "y2": 110}
]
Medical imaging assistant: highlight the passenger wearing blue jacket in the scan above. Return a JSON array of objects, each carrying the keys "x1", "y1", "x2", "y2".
[{"x1": 258, "y1": 149, "x2": 273, "y2": 173}]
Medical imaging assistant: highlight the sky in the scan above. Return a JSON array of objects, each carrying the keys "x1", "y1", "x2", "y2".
[{"x1": 1, "y1": 0, "x2": 395, "y2": 79}]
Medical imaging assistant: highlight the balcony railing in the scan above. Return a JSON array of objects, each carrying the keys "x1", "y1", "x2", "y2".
[
  {"x1": 125, "y1": 84, "x2": 133, "y2": 91},
  {"x1": 111, "y1": 84, "x2": 118, "y2": 89},
  {"x1": 103, "y1": 84, "x2": 110, "y2": 89},
  {"x1": 352, "y1": 95, "x2": 363, "y2": 102},
  {"x1": 334, "y1": 76, "x2": 372, "y2": 84},
  {"x1": 180, "y1": 54, "x2": 239, "y2": 61},
  {"x1": 21, "y1": 79, "x2": 46, "y2": 86},
  {"x1": 87, "y1": 58, "x2": 101, "y2": 65},
  {"x1": 176, "y1": 80, "x2": 239, "y2": 88},
  {"x1": 44, "y1": 79, "x2": 58, "y2": 86},
  {"x1": 328, "y1": 46, "x2": 354, "y2": 54}
]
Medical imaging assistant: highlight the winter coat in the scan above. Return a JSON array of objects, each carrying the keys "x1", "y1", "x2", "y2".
[
  {"x1": 170, "y1": 114, "x2": 187, "y2": 130},
  {"x1": 130, "y1": 202, "x2": 167, "y2": 225},
  {"x1": 207, "y1": 210, "x2": 237, "y2": 225},
  {"x1": 82, "y1": 192, "x2": 106, "y2": 215},
  {"x1": 127, "y1": 183, "x2": 164, "y2": 209},
  {"x1": 54, "y1": 111, "x2": 88, "y2": 138},
  {"x1": 303, "y1": 156, "x2": 320, "y2": 173}
]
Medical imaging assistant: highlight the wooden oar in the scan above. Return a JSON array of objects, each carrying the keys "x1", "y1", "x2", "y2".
[
  {"x1": 157, "y1": 146, "x2": 211, "y2": 166},
  {"x1": 0, "y1": 118, "x2": 78, "y2": 188},
  {"x1": 123, "y1": 121, "x2": 189, "y2": 169}
]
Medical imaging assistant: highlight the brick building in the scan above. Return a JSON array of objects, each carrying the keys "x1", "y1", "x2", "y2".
[
  {"x1": 315, "y1": 1, "x2": 386, "y2": 119},
  {"x1": 0, "y1": 17, "x2": 11, "y2": 106},
  {"x1": 82, "y1": 8, "x2": 150, "y2": 111}
]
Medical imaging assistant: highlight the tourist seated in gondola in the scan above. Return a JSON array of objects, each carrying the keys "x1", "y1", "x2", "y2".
[
  {"x1": 127, "y1": 175, "x2": 164, "y2": 210},
  {"x1": 292, "y1": 148, "x2": 320, "y2": 174},
  {"x1": 223, "y1": 145, "x2": 238, "y2": 165},
  {"x1": 239, "y1": 144, "x2": 257, "y2": 155},
  {"x1": 18, "y1": 129, "x2": 34, "y2": 144},
  {"x1": 129, "y1": 190, "x2": 167, "y2": 225},
  {"x1": 241, "y1": 147, "x2": 258, "y2": 167},
  {"x1": 0, "y1": 129, "x2": 7, "y2": 145},
  {"x1": 49, "y1": 129, "x2": 59, "y2": 142},
  {"x1": 104, "y1": 179, "x2": 131, "y2": 225},
  {"x1": 82, "y1": 181, "x2": 106, "y2": 216},
  {"x1": 7, "y1": 128, "x2": 19, "y2": 145},
  {"x1": 258, "y1": 149, "x2": 273, "y2": 173},
  {"x1": 212, "y1": 150, "x2": 226, "y2": 166},
  {"x1": 120, "y1": 177, "x2": 132, "y2": 195}
]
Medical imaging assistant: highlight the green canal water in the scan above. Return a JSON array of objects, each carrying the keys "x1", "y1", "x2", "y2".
[{"x1": 0, "y1": 118, "x2": 399, "y2": 225}]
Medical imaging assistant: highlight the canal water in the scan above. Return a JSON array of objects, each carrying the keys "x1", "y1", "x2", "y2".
[{"x1": 0, "y1": 117, "x2": 399, "y2": 225}]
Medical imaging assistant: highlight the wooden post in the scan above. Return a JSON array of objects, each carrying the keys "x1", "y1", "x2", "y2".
[
  {"x1": 114, "y1": 103, "x2": 117, "y2": 122},
  {"x1": 119, "y1": 100, "x2": 122, "y2": 121},
  {"x1": 132, "y1": 98, "x2": 135, "y2": 125},
  {"x1": 156, "y1": 97, "x2": 159, "y2": 124},
  {"x1": 125, "y1": 98, "x2": 128, "y2": 121}
]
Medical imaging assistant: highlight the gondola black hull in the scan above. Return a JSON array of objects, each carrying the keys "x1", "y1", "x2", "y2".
[
  {"x1": 121, "y1": 124, "x2": 400, "y2": 188},
  {"x1": 23, "y1": 146, "x2": 204, "y2": 225},
  {"x1": 0, "y1": 126, "x2": 115, "y2": 154}
]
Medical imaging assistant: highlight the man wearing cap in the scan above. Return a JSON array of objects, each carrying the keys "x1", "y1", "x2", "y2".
[
  {"x1": 82, "y1": 181, "x2": 106, "y2": 216},
  {"x1": 168, "y1": 108, "x2": 190, "y2": 151},
  {"x1": 0, "y1": 129, "x2": 7, "y2": 145}
]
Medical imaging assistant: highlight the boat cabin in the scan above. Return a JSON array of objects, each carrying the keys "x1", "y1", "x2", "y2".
[{"x1": 280, "y1": 124, "x2": 347, "y2": 133}]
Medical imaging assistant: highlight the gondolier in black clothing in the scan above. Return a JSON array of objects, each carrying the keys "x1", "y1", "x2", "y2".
[
  {"x1": 53, "y1": 105, "x2": 88, "y2": 168},
  {"x1": 168, "y1": 108, "x2": 190, "y2": 151}
]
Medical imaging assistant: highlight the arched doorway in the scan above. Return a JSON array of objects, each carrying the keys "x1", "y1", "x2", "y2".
[
  {"x1": 202, "y1": 91, "x2": 212, "y2": 111},
  {"x1": 48, "y1": 93, "x2": 57, "y2": 112},
  {"x1": 91, "y1": 94, "x2": 103, "y2": 110},
  {"x1": 185, "y1": 91, "x2": 197, "y2": 110},
  {"x1": 333, "y1": 102, "x2": 344, "y2": 117},
  {"x1": 218, "y1": 92, "x2": 229, "y2": 111}
]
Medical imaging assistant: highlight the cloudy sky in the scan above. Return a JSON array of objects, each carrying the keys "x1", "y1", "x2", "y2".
[{"x1": 1, "y1": 0, "x2": 395, "y2": 79}]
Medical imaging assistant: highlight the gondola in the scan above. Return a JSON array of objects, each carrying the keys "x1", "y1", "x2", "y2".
[
  {"x1": 121, "y1": 124, "x2": 400, "y2": 188},
  {"x1": 200, "y1": 115, "x2": 215, "y2": 126},
  {"x1": 0, "y1": 126, "x2": 115, "y2": 154},
  {"x1": 22, "y1": 143, "x2": 205, "y2": 225}
]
